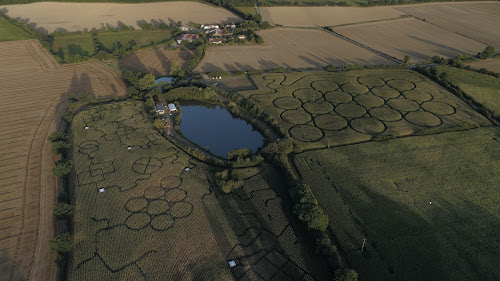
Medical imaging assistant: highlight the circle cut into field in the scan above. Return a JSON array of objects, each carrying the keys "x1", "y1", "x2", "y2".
[
  {"x1": 341, "y1": 83, "x2": 369, "y2": 95},
  {"x1": 371, "y1": 86, "x2": 400, "y2": 99},
  {"x1": 314, "y1": 114, "x2": 348, "y2": 131},
  {"x1": 147, "y1": 200, "x2": 170, "y2": 215},
  {"x1": 387, "y1": 79, "x2": 415, "y2": 91},
  {"x1": 335, "y1": 103, "x2": 367, "y2": 118},
  {"x1": 170, "y1": 202, "x2": 193, "y2": 218},
  {"x1": 387, "y1": 99, "x2": 420, "y2": 112},
  {"x1": 311, "y1": 80, "x2": 339, "y2": 92},
  {"x1": 405, "y1": 111, "x2": 442, "y2": 127},
  {"x1": 324, "y1": 91, "x2": 352, "y2": 104},
  {"x1": 293, "y1": 88, "x2": 322, "y2": 101},
  {"x1": 289, "y1": 125, "x2": 324, "y2": 142},
  {"x1": 125, "y1": 197, "x2": 148, "y2": 212},
  {"x1": 273, "y1": 97, "x2": 302, "y2": 110},
  {"x1": 303, "y1": 101, "x2": 334, "y2": 114},
  {"x1": 150, "y1": 214, "x2": 174, "y2": 231},
  {"x1": 165, "y1": 188, "x2": 187, "y2": 203},
  {"x1": 161, "y1": 176, "x2": 181, "y2": 188},
  {"x1": 281, "y1": 109, "x2": 312, "y2": 124},
  {"x1": 350, "y1": 118, "x2": 386, "y2": 134},
  {"x1": 354, "y1": 94, "x2": 385, "y2": 108},
  {"x1": 125, "y1": 212, "x2": 151, "y2": 230},
  {"x1": 357, "y1": 76, "x2": 385, "y2": 87},
  {"x1": 132, "y1": 157, "x2": 163, "y2": 174},
  {"x1": 402, "y1": 90, "x2": 432, "y2": 102},
  {"x1": 79, "y1": 140, "x2": 99, "y2": 154},
  {"x1": 144, "y1": 186, "x2": 165, "y2": 200},
  {"x1": 421, "y1": 101, "x2": 455, "y2": 115},
  {"x1": 369, "y1": 107, "x2": 402, "y2": 122}
]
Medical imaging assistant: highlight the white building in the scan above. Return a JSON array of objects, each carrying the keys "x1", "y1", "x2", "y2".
[
  {"x1": 202, "y1": 24, "x2": 219, "y2": 30},
  {"x1": 168, "y1": 103, "x2": 177, "y2": 113}
]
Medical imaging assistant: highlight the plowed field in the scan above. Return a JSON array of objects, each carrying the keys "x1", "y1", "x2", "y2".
[
  {"x1": 118, "y1": 47, "x2": 192, "y2": 76},
  {"x1": 0, "y1": 40, "x2": 126, "y2": 281}
]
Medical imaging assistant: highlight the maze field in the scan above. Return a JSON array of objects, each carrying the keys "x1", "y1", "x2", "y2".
[
  {"x1": 69, "y1": 101, "x2": 328, "y2": 281},
  {"x1": 334, "y1": 18, "x2": 487, "y2": 63},
  {"x1": 241, "y1": 69, "x2": 490, "y2": 150},
  {"x1": 0, "y1": 39, "x2": 125, "y2": 281},
  {"x1": 195, "y1": 28, "x2": 392, "y2": 73},
  {"x1": 118, "y1": 47, "x2": 192, "y2": 77}
]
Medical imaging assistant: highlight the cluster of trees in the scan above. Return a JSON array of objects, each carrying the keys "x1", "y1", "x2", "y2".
[
  {"x1": 48, "y1": 132, "x2": 73, "y2": 177},
  {"x1": 162, "y1": 86, "x2": 219, "y2": 104},
  {"x1": 215, "y1": 168, "x2": 244, "y2": 193},
  {"x1": 289, "y1": 182, "x2": 329, "y2": 231},
  {"x1": 62, "y1": 93, "x2": 98, "y2": 125}
]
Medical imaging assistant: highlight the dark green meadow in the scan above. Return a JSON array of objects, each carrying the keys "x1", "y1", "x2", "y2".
[{"x1": 0, "y1": 14, "x2": 34, "y2": 41}]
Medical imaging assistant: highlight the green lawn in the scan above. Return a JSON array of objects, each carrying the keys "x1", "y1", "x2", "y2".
[
  {"x1": 0, "y1": 16, "x2": 34, "y2": 42},
  {"x1": 96, "y1": 30, "x2": 172, "y2": 50},
  {"x1": 51, "y1": 35, "x2": 94, "y2": 59},
  {"x1": 236, "y1": 6, "x2": 257, "y2": 16}
]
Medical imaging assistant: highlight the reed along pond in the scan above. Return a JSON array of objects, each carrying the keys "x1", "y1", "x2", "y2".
[{"x1": 178, "y1": 102, "x2": 264, "y2": 158}]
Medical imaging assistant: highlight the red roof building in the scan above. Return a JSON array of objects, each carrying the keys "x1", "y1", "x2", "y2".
[{"x1": 177, "y1": 33, "x2": 199, "y2": 44}]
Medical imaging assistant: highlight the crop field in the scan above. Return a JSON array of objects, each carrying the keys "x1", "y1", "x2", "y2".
[
  {"x1": 0, "y1": 15, "x2": 33, "y2": 41},
  {"x1": 0, "y1": 2, "x2": 242, "y2": 33},
  {"x1": 118, "y1": 47, "x2": 192, "y2": 76},
  {"x1": 395, "y1": 2, "x2": 500, "y2": 49},
  {"x1": 239, "y1": 69, "x2": 490, "y2": 150},
  {"x1": 466, "y1": 58, "x2": 500, "y2": 73},
  {"x1": 0, "y1": 39, "x2": 125, "y2": 281},
  {"x1": 334, "y1": 18, "x2": 487, "y2": 63},
  {"x1": 195, "y1": 28, "x2": 392, "y2": 73},
  {"x1": 295, "y1": 127, "x2": 500, "y2": 281},
  {"x1": 68, "y1": 101, "x2": 329, "y2": 280}
]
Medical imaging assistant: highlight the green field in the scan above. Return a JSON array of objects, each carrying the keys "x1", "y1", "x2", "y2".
[
  {"x1": 51, "y1": 35, "x2": 94, "y2": 59},
  {"x1": 69, "y1": 101, "x2": 328, "y2": 280},
  {"x1": 236, "y1": 6, "x2": 258, "y2": 16},
  {"x1": 0, "y1": 16, "x2": 34, "y2": 41},
  {"x1": 240, "y1": 70, "x2": 490, "y2": 150},
  {"x1": 96, "y1": 30, "x2": 173, "y2": 51},
  {"x1": 295, "y1": 127, "x2": 500, "y2": 281}
]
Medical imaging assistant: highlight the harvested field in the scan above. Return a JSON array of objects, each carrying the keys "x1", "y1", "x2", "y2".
[
  {"x1": 195, "y1": 28, "x2": 393, "y2": 72},
  {"x1": 295, "y1": 127, "x2": 500, "y2": 281},
  {"x1": 119, "y1": 47, "x2": 192, "y2": 76},
  {"x1": 0, "y1": 2, "x2": 242, "y2": 33},
  {"x1": 396, "y1": 2, "x2": 500, "y2": 49},
  {"x1": 334, "y1": 18, "x2": 487, "y2": 63},
  {"x1": 0, "y1": 39, "x2": 125, "y2": 281},
  {"x1": 260, "y1": 6, "x2": 406, "y2": 27},
  {"x1": 466, "y1": 58, "x2": 500, "y2": 73}
]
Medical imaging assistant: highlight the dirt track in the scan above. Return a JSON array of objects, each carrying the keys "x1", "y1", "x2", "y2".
[
  {"x1": 119, "y1": 47, "x2": 192, "y2": 77},
  {"x1": 0, "y1": 40, "x2": 126, "y2": 281}
]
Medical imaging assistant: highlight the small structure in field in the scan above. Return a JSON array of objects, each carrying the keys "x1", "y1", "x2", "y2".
[
  {"x1": 209, "y1": 38, "x2": 223, "y2": 44},
  {"x1": 155, "y1": 104, "x2": 166, "y2": 115},
  {"x1": 168, "y1": 103, "x2": 177, "y2": 113},
  {"x1": 99, "y1": 188, "x2": 105, "y2": 193},
  {"x1": 177, "y1": 33, "x2": 199, "y2": 44},
  {"x1": 228, "y1": 260, "x2": 236, "y2": 267},
  {"x1": 237, "y1": 34, "x2": 247, "y2": 40}
]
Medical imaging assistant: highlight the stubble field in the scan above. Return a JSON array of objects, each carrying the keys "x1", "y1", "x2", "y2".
[
  {"x1": 0, "y1": 39, "x2": 125, "y2": 281},
  {"x1": 466, "y1": 58, "x2": 500, "y2": 73},
  {"x1": 118, "y1": 47, "x2": 192, "y2": 76}
]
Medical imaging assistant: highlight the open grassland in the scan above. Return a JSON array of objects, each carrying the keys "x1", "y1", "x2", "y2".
[
  {"x1": 466, "y1": 58, "x2": 500, "y2": 73},
  {"x1": 0, "y1": 40, "x2": 126, "y2": 281},
  {"x1": 69, "y1": 101, "x2": 329, "y2": 281},
  {"x1": 434, "y1": 66, "x2": 500, "y2": 118},
  {"x1": 118, "y1": 47, "x2": 192, "y2": 76},
  {"x1": 0, "y1": 2, "x2": 242, "y2": 33},
  {"x1": 395, "y1": 2, "x2": 500, "y2": 49},
  {"x1": 260, "y1": 6, "x2": 406, "y2": 27},
  {"x1": 295, "y1": 127, "x2": 500, "y2": 281},
  {"x1": 0, "y1": 15, "x2": 33, "y2": 41},
  {"x1": 97, "y1": 30, "x2": 173, "y2": 51},
  {"x1": 240, "y1": 69, "x2": 490, "y2": 150},
  {"x1": 195, "y1": 28, "x2": 392, "y2": 72},
  {"x1": 51, "y1": 35, "x2": 94, "y2": 59},
  {"x1": 334, "y1": 18, "x2": 487, "y2": 63}
]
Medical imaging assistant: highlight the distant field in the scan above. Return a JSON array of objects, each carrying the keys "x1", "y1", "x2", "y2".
[
  {"x1": 466, "y1": 58, "x2": 500, "y2": 73},
  {"x1": 334, "y1": 18, "x2": 487, "y2": 63},
  {"x1": 236, "y1": 6, "x2": 257, "y2": 16},
  {"x1": 295, "y1": 127, "x2": 500, "y2": 281},
  {"x1": 97, "y1": 30, "x2": 173, "y2": 50},
  {"x1": 51, "y1": 35, "x2": 94, "y2": 58},
  {"x1": 0, "y1": 2, "x2": 242, "y2": 33},
  {"x1": 0, "y1": 15, "x2": 33, "y2": 41},
  {"x1": 118, "y1": 47, "x2": 192, "y2": 76},
  {"x1": 195, "y1": 28, "x2": 392, "y2": 72}
]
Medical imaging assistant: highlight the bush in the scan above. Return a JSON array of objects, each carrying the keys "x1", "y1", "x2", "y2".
[
  {"x1": 48, "y1": 131, "x2": 67, "y2": 143},
  {"x1": 227, "y1": 148, "x2": 252, "y2": 160},
  {"x1": 334, "y1": 268, "x2": 359, "y2": 281},
  {"x1": 290, "y1": 182, "x2": 329, "y2": 231},
  {"x1": 51, "y1": 141, "x2": 71, "y2": 155},
  {"x1": 478, "y1": 45, "x2": 496, "y2": 59},
  {"x1": 53, "y1": 159, "x2": 73, "y2": 177},
  {"x1": 48, "y1": 232, "x2": 73, "y2": 254},
  {"x1": 53, "y1": 203, "x2": 75, "y2": 219}
]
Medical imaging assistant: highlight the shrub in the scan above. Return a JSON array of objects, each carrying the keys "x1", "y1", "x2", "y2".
[
  {"x1": 48, "y1": 232, "x2": 73, "y2": 254},
  {"x1": 53, "y1": 160, "x2": 73, "y2": 177},
  {"x1": 51, "y1": 141, "x2": 71, "y2": 155},
  {"x1": 48, "y1": 131, "x2": 67, "y2": 143},
  {"x1": 53, "y1": 203, "x2": 75, "y2": 218},
  {"x1": 478, "y1": 45, "x2": 496, "y2": 59},
  {"x1": 334, "y1": 268, "x2": 359, "y2": 281}
]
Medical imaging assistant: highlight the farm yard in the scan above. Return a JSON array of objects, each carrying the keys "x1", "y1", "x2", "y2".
[
  {"x1": 295, "y1": 127, "x2": 500, "y2": 281},
  {"x1": 118, "y1": 47, "x2": 192, "y2": 76},
  {"x1": 0, "y1": 39, "x2": 125, "y2": 281},
  {"x1": 68, "y1": 101, "x2": 329, "y2": 281},
  {"x1": 195, "y1": 28, "x2": 393, "y2": 72}
]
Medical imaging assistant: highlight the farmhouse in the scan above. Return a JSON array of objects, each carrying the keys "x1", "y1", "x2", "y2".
[
  {"x1": 168, "y1": 103, "x2": 177, "y2": 113},
  {"x1": 177, "y1": 33, "x2": 199, "y2": 44},
  {"x1": 209, "y1": 38, "x2": 223, "y2": 44},
  {"x1": 155, "y1": 104, "x2": 166, "y2": 115}
]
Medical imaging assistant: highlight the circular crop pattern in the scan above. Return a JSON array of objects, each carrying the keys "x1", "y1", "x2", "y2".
[
  {"x1": 303, "y1": 101, "x2": 334, "y2": 114},
  {"x1": 387, "y1": 99, "x2": 420, "y2": 112},
  {"x1": 311, "y1": 80, "x2": 339, "y2": 92},
  {"x1": 387, "y1": 79, "x2": 415, "y2": 91},
  {"x1": 147, "y1": 200, "x2": 170, "y2": 215},
  {"x1": 402, "y1": 90, "x2": 432, "y2": 102},
  {"x1": 281, "y1": 109, "x2": 311, "y2": 124},
  {"x1": 161, "y1": 176, "x2": 182, "y2": 189},
  {"x1": 132, "y1": 157, "x2": 163, "y2": 174},
  {"x1": 293, "y1": 88, "x2": 322, "y2": 101},
  {"x1": 170, "y1": 202, "x2": 193, "y2": 218},
  {"x1": 369, "y1": 107, "x2": 402, "y2": 122},
  {"x1": 358, "y1": 76, "x2": 385, "y2": 87},
  {"x1": 273, "y1": 97, "x2": 302, "y2": 110},
  {"x1": 165, "y1": 188, "x2": 187, "y2": 203},
  {"x1": 341, "y1": 83, "x2": 369, "y2": 95},
  {"x1": 150, "y1": 214, "x2": 174, "y2": 231},
  {"x1": 79, "y1": 140, "x2": 99, "y2": 154},
  {"x1": 324, "y1": 91, "x2": 352, "y2": 104},
  {"x1": 421, "y1": 101, "x2": 455, "y2": 115},
  {"x1": 125, "y1": 213, "x2": 151, "y2": 230},
  {"x1": 350, "y1": 118, "x2": 386, "y2": 134},
  {"x1": 354, "y1": 94, "x2": 385, "y2": 108},
  {"x1": 371, "y1": 86, "x2": 400, "y2": 99},
  {"x1": 125, "y1": 198, "x2": 148, "y2": 212},
  {"x1": 289, "y1": 125, "x2": 324, "y2": 142},
  {"x1": 144, "y1": 186, "x2": 165, "y2": 200},
  {"x1": 314, "y1": 114, "x2": 348, "y2": 131},
  {"x1": 335, "y1": 103, "x2": 367, "y2": 118},
  {"x1": 405, "y1": 111, "x2": 441, "y2": 127}
]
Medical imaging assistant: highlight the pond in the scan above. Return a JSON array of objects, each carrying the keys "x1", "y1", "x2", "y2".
[{"x1": 178, "y1": 102, "x2": 264, "y2": 158}]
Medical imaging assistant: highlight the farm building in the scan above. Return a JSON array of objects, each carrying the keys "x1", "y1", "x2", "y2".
[
  {"x1": 179, "y1": 25, "x2": 190, "y2": 31},
  {"x1": 207, "y1": 28, "x2": 222, "y2": 37},
  {"x1": 226, "y1": 22, "x2": 236, "y2": 29},
  {"x1": 177, "y1": 33, "x2": 199, "y2": 44},
  {"x1": 237, "y1": 34, "x2": 247, "y2": 40},
  {"x1": 209, "y1": 38, "x2": 223, "y2": 44},
  {"x1": 202, "y1": 24, "x2": 219, "y2": 30},
  {"x1": 168, "y1": 103, "x2": 177, "y2": 113},
  {"x1": 155, "y1": 104, "x2": 166, "y2": 115}
]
